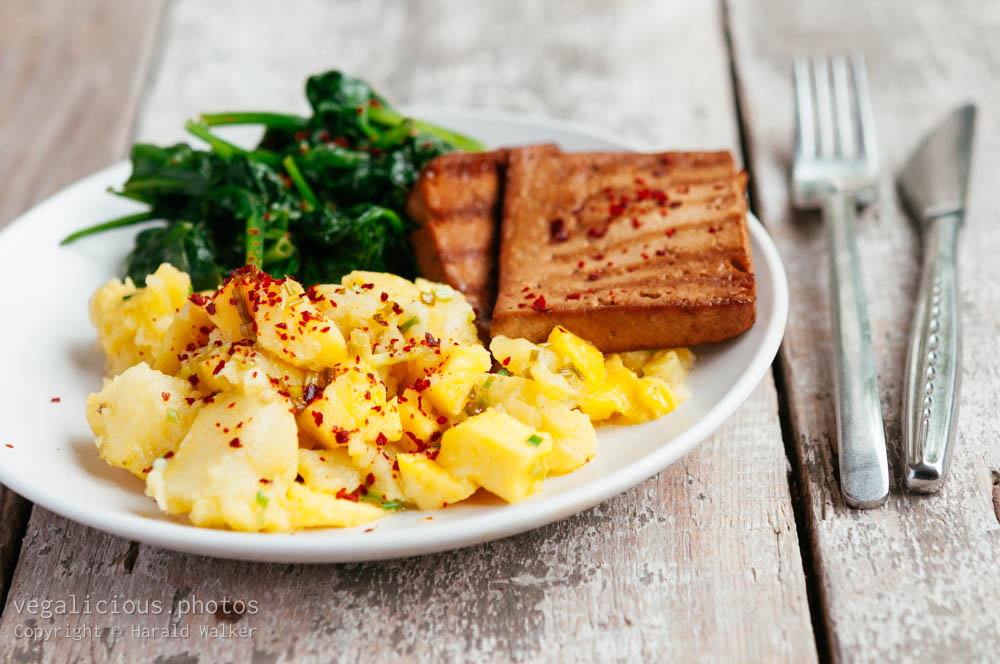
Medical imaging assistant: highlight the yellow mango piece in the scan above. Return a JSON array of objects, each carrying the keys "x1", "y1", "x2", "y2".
[
  {"x1": 86, "y1": 362, "x2": 203, "y2": 478},
  {"x1": 298, "y1": 363, "x2": 401, "y2": 447},
  {"x1": 396, "y1": 453, "x2": 477, "y2": 510},
  {"x1": 437, "y1": 409, "x2": 552, "y2": 503},
  {"x1": 248, "y1": 274, "x2": 347, "y2": 370},
  {"x1": 548, "y1": 326, "x2": 606, "y2": 385}
]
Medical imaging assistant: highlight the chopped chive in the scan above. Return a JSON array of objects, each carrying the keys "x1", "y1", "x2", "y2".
[
  {"x1": 256, "y1": 491, "x2": 269, "y2": 508},
  {"x1": 497, "y1": 367, "x2": 511, "y2": 377},
  {"x1": 399, "y1": 316, "x2": 419, "y2": 332},
  {"x1": 526, "y1": 434, "x2": 543, "y2": 447},
  {"x1": 122, "y1": 294, "x2": 134, "y2": 301},
  {"x1": 165, "y1": 409, "x2": 179, "y2": 423}
]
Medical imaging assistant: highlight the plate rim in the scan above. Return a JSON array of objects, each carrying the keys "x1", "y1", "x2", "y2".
[{"x1": 0, "y1": 108, "x2": 788, "y2": 562}]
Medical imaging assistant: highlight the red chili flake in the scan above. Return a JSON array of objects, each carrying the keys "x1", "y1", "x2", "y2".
[
  {"x1": 303, "y1": 383, "x2": 321, "y2": 404},
  {"x1": 311, "y1": 411, "x2": 324, "y2": 427},
  {"x1": 669, "y1": 201, "x2": 682, "y2": 208},
  {"x1": 229, "y1": 438, "x2": 242, "y2": 448},
  {"x1": 376, "y1": 432, "x2": 387, "y2": 445},
  {"x1": 641, "y1": 253, "x2": 649, "y2": 260},
  {"x1": 521, "y1": 285, "x2": 530, "y2": 292},
  {"x1": 164, "y1": 451, "x2": 175, "y2": 459},
  {"x1": 632, "y1": 218, "x2": 642, "y2": 229},
  {"x1": 319, "y1": 326, "x2": 331, "y2": 333},
  {"x1": 366, "y1": 473, "x2": 375, "y2": 486},
  {"x1": 392, "y1": 303, "x2": 403, "y2": 315},
  {"x1": 436, "y1": 415, "x2": 448, "y2": 425},
  {"x1": 502, "y1": 357, "x2": 511, "y2": 366},
  {"x1": 708, "y1": 226, "x2": 717, "y2": 234},
  {"x1": 609, "y1": 203, "x2": 626, "y2": 217},
  {"x1": 413, "y1": 378, "x2": 431, "y2": 392},
  {"x1": 565, "y1": 292, "x2": 581, "y2": 300},
  {"x1": 336, "y1": 488, "x2": 360, "y2": 502},
  {"x1": 205, "y1": 302, "x2": 217, "y2": 315},
  {"x1": 49, "y1": 397, "x2": 61, "y2": 403},
  {"x1": 655, "y1": 249, "x2": 667, "y2": 256},
  {"x1": 518, "y1": 303, "x2": 526, "y2": 309},
  {"x1": 161, "y1": 392, "x2": 170, "y2": 402},
  {"x1": 678, "y1": 185, "x2": 690, "y2": 194},
  {"x1": 227, "y1": 401, "x2": 236, "y2": 409},
  {"x1": 334, "y1": 428, "x2": 350, "y2": 444},
  {"x1": 275, "y1": 322, "x2": 287, "y2": 330},
  {"x1": 587, "y1": 271, "x2": 601, "y2": 281},
  {"x1": 594, "y1": 253, "x2": 605, "y2": 260},
  {"x1": 295, "y1": 474, "x2": 305, "y2": 484},
  {"x1": 142, "y1": 466, "x2": 152, "y2": 474},
  {"x1": 185, "y1": 397, "x2": 196, "y2": 406},
  {"x1": 380, "y1": 292, "x2": 389, "y2": 302},
  {"x1": 549, "y1": 218, "x2": 569, "y2": 242},
  {"x1": 531, "y1": 295, "x2": 547, "y2": 312},
  {"x1": 588, "y1": 226, "x2": 608, "y2": 239},
  {"x1": 361, "y1": 283, "x2": 374, "y2": 290},
  {"x1": 189, "y1": 293, "x2": 208, "y2": 306},
  {"x1": 258, "y1": 478, "x2": 271, "y2": 485},
  {"x1": 392, "y1": 460, "x2": 400, "y2": 471},
  {"x1": 4, "y1": 444, "x2": 12, "y2": 449},
  {"x1": 203, "y1": 395, "x2": 216, "y2": 404},
  {"x1": 665, "y1": 228, "x2": 677, "y2": 237},
  {"x1": 424, "y1": 332, "x2": 440, "y2": 348},
  {"x1": 577, "y1": 261, "x2": 585, "y2": 268}
]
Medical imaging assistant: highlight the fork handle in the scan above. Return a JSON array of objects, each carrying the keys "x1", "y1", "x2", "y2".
[
  {"x1": 903, "y1": 213, "x2": 961, "y2": 492},
  {"x1": 825, "y1": 191, "x2": 889, "y2": 508}
]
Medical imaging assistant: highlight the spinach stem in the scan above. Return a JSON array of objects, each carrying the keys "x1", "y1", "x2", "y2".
[
  {"x1": 199, "y1": 112, "x2": 309, "y2": 131},
  {"x1": 282, "y1": 155, "x2": 318, "y2": 210},
  {"x1": 366, "y1": 107, "x2": 485, "y2": 152},
  {"x1": 60, "y1": 211, "x2": 154, "y2": 245},
  {"x1": 184, "y1": 120, "x2": 282, "y2": 167}
]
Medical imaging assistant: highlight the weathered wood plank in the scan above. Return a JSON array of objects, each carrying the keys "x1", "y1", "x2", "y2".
[
  {"x1": 728, "y1": 1, "x2": 1000, "y2": 661},
  {"x1": 0, "y1": 0, "x2": 167, "y2": 613},
  {"x1": 1, "y1": 1, "x2": 816, "y2": 661}
]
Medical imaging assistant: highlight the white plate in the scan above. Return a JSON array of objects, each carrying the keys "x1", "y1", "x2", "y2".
[{"x1": 0, "y1": 110, "x2": 787, "y2": 562}]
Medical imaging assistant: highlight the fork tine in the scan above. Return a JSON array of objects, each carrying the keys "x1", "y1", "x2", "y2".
[
  {"x1": 793, "y1": 58, "x2": 816, "y2": 158},
  {"x1": 850, "y1": 53, "x2": 878, "y2": 168},
  {"x1": 831, "y1": 55, "x2": 856, "y2": 159},
  {"x1": 812, "y1": 57, "x2": 835, "y2": 157}
]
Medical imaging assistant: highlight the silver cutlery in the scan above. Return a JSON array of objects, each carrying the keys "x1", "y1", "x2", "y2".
[
  {"x1": 897, "y1": 104, "x2": 976, "y2": 492},
  {"x1": 792, "y1": 54, "x2": 889, "y2": 509}
]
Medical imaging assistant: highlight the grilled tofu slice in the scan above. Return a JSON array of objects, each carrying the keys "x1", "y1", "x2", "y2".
[
  {"x1": 406, "y1": 145, "x2": 558, "y2": 336},
  {"x1": 491, "y1": 150, "x2": 755, "y2": 351}
]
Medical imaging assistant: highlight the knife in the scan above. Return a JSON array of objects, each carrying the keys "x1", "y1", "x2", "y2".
[{"x1": 897, "y1": 104, "x2": 976, "y2": 492}]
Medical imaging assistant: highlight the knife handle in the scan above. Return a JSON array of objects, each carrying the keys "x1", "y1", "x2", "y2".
[
  {"x1": 904, "y1": 213, "x2": 961, "y2": 492},
  {"x1": 825, "y1": 192, "x2": 889, "y2": 509}
]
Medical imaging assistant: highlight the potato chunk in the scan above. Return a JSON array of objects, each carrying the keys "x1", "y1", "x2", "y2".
[
  {"x1": 145, "y1": 386, "x2": 298, "y2": 531},
  {"x1": 297, "y1": 363, "x2": 401, "y2": 447},
  {"x1": 247, "y1": 274, "x2": 346, "y2": 370},
  {"x1": 286, "y1": 484, "x2": 386, "y2": 529},
  {"x1": 90, "y1": 263, "x2": 191, "y2": 375},
  {"x1": 86, "y1": 362, "x2": 202, "y2": 478},
  {"x1": 407, "y1": 344, "x2": 491, "y2": 417},
  {"x1": 437, "y1": 409, "x2": 552, "y2": 503},
  {"x1": 396, "y1": 453, "x2": 477, "y2": 510}
]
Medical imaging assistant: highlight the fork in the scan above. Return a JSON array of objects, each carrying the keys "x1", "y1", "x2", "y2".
[{"x1": 792, "y1": 55, "x2": 889, "y2": 509}]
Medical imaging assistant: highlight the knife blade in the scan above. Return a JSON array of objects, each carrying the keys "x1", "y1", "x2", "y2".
[{"x1": 897, "y1": 104, "x2": 976, "y2": 492}]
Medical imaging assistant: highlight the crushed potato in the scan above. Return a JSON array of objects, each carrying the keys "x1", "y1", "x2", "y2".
[{"x1": 86, "y1": 264, "x2": 693, "y2": 532}]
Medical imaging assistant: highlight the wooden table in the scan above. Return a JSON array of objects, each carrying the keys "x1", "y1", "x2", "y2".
[{"x1": 1, "y1": 1, "x2": 997, "y2": 661}]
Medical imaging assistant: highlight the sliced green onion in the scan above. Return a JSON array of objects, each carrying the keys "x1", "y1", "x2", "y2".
[
  {"x1": 165, "y1": 409, "x2": 179, "y2": 423},
  {"x1": 526, "y1": 434, "x2": 543, "y2": 447},
  {"x1": 399, "y1": 316, "x2": 419, "y2": 332},
  {"x1": 256, "y1": 491, "x2": 269, "y2": 508},
  {"x1": 497, "y1": 367, "x2": 511, "y2": 377}
]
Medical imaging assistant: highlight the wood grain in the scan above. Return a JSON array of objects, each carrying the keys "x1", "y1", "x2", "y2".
[
  {"x1": 0, "y1": 1, "x2": 817, "y2": 662},
  {"x1": 728, "y1": 0, "x2": 1000, "y2": 661},
  {"x1": 0, "y1": 0, "x2": 167, "y2": 612}
]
